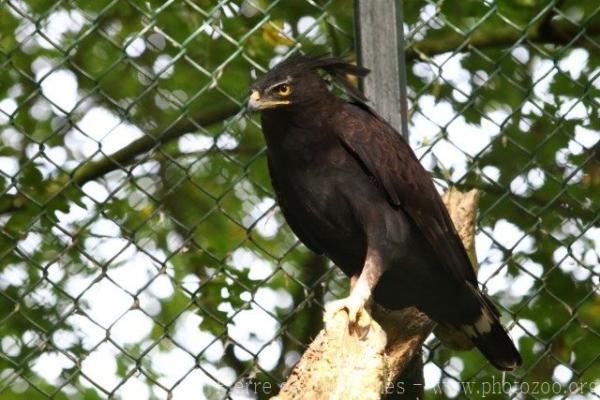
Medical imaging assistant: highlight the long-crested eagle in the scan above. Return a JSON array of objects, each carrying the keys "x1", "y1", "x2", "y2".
[{"x1": 247, "y1": 54, "x2": 522, "y2": 371}]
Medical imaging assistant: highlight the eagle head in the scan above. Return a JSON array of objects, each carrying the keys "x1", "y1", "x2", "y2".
[{"x1": 247, "y1": 54, "x2": 370, "y2": 112}]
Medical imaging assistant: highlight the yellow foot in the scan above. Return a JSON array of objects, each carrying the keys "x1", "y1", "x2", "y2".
[{"x1": 323, "y1": 296, "x2": 372, "y2": 339}]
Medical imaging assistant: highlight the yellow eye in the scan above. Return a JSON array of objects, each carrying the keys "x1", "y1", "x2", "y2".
[{"x1": 276, "y1": 83, "x2": 292, "y2": 96}]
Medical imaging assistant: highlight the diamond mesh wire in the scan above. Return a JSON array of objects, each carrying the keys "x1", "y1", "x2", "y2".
[
  {"x1": 0, "y1": 1, "x2": 352, "y2": 399},
  {"x1": 404, "y1": 1, "x2": 600, "y2": 398},
  {"x1": 0, "y1": 0, "x2": 598, "y2": 399}
]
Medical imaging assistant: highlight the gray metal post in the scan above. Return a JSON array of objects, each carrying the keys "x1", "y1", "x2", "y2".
[
  {"x1": 355, "y1": 0, "x2": 409, "y2": 139},
  {"x1": 355, "y1": 3, "x2": 422, "y2": 398}
]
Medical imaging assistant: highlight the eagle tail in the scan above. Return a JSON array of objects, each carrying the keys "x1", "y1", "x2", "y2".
[
  {"x1": 458, "y1": 286, "x2": 522, "y2": 371},
  {"x1": 468, "y1": 317, "x2": 522, "y2": 371}
]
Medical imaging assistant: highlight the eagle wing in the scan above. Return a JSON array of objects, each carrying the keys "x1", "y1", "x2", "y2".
[{"x1": 333, "y1": 102, "x2": 477, "y2": 285}]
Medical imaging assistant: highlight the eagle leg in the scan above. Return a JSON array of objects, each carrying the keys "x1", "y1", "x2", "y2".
[{"x1": 323, "y1": 249, "x2": 385, "y2": 338}]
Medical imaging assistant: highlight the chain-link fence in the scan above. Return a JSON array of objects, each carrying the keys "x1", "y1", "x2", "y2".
[
  {"x1": 405, "y1": 1, "x2": 600, "y2": 398},
  {"x1": 0, "y1": 0, "x2": 598, "y2": 399}
]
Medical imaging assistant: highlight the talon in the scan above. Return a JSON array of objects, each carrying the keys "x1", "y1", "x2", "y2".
[
  {"x1": 323, "y1": 296, "x2": 372, "y2": 338},
  {"x1": 354, "y1": 309, "x2": 372, "y2": 339}
]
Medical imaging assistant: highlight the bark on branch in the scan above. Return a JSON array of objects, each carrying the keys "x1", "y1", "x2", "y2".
[
  {"x1": 406, "y1": 15, "x2": 600, "y2": 62},
  {"x1": 72, "y1": 101, "x2": 240, "y2": 184},
  {"x1": 0, "y1": 101, "x2": 240, "y2": 215},
  {"x1": 274, "y1": 188, "x2": 480, "y2": 400}
]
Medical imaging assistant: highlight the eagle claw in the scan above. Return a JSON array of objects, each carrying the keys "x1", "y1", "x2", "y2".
[{"x1": 323, "y1": 296, "x2": 372, "y2": 339}]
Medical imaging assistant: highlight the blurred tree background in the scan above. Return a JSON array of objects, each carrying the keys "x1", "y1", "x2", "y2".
[{"x1": 0, "y1": 0, "x2": 598, "y2": 399}]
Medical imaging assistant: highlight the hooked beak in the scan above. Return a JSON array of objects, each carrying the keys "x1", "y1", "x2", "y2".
[
  {"x1": 247, "y1": 90, "x2": 262, "y2": 112},
  {"x1": 247, "y1": 89, "x2": 290, "y2": 112}
]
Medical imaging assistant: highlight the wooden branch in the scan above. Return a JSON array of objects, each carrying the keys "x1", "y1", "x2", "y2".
[
  {"x1": 274, "y1": 188, "x2": 480, "y2": 400},
  {"x1": 0, "y1": 101, "x2": 240, "y2": 215},
  {"x1": 72, "y1": 101, "x2": 240, "y2": 184},
  {"x1": 406, "y1": 16, "x2": 600, "y2": 62}
]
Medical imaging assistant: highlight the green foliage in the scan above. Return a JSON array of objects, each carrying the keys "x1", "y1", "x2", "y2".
[
  {"x1": 0, "y1": 0, "x2": 598, "y2": 399},
  {"x1": 0, "y1": 1, "x2": 354, "y2": 398},
  {"x1": 404, "y1": 0, "x2": 600, "y2": 397}
]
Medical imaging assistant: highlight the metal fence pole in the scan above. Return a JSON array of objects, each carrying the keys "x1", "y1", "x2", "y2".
[
  {"x1": 354, "y1": 2, "x2": 424, "y2": 397},
  {"x1": 355, "y1": 0, "x2": 409, "y2": 139}
]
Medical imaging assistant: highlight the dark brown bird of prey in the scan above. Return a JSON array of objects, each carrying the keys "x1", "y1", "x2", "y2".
[{"x1": 247, "y1": 54, "x2": 522, "y2": 371}]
